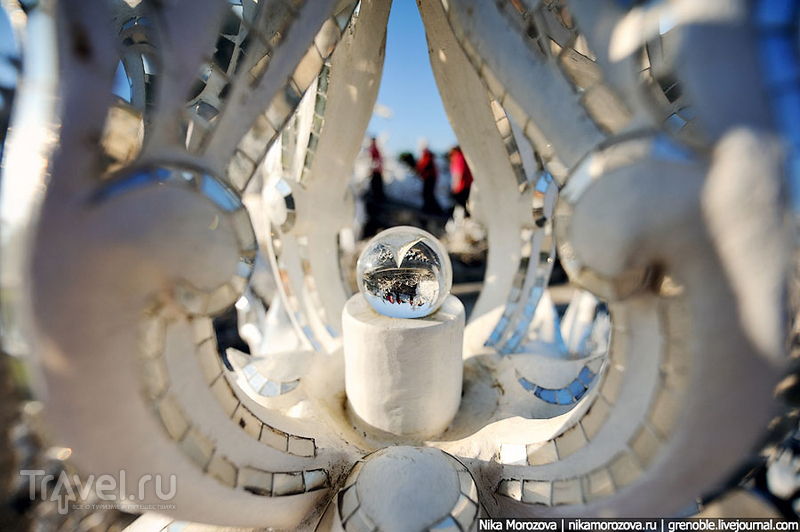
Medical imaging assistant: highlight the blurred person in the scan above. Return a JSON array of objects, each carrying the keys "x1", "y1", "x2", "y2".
[
  {"x1": 368, "y1": 137, "x2": 385, "y2": 202},
  {"x1": 363, "y1": 136, "x2": 385, "y2": 237},
  {"x1": 448, "y1": 145, "x2": 472, "y2": 216},
  {"x1": 415, "y1": 138, "x2": 442, "y2": 215}
]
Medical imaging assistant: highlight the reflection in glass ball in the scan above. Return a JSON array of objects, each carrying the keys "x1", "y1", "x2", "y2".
[{"x1": 357, "y1": 226, "x2": 452, "y2": 319}]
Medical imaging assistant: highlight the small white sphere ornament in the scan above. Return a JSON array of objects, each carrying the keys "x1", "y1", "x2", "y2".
[{"x1": 356, "y1": 226, "x2": 452, "y2": 319}]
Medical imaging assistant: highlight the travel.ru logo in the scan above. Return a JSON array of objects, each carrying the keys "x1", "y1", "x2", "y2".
[{"x1": 20, "y1": 469, "x2": 177, "y2": 515}]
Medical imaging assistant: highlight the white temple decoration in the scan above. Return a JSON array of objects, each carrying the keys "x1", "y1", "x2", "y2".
[{"x1": 0, "y1": 0, "x2": 797, "y2": 529}]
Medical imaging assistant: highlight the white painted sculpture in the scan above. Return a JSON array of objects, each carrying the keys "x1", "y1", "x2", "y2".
[
  {"x1": 0, "y1": 0, "x2": 797, "y2": 529},
  {"x1": 343, "y1": 293, "x2": 464, "y2": 438},
  {"x1": 344, "y1": 226, "x2": 464, "y2": 438}
]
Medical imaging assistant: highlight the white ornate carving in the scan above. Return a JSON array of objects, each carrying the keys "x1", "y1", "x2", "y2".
[{"x1": 0, "y1": 0, "x2": 796, "y2": 528}]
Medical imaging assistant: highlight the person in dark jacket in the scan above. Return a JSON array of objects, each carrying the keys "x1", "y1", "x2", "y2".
[
  {"x1": 368, "y1": 137, "x2": 385, "y2": 202},
  {"x1": 363, "y1": 136, "x2": 385, "y2": 237}
]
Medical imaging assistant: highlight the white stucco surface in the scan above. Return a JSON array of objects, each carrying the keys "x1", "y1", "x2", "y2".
[{"x1": 343, "y1": 293, "x2": 465, "y2": 438}]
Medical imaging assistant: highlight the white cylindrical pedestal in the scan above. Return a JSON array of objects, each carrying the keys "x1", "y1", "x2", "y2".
[{"x1": 342, "y1": 293, "x2": 465, "y2": 438}]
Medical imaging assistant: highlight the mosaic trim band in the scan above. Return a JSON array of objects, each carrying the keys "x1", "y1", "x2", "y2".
[
  {"x1": 496, "y1": 293, "x2": 692, "y2": 506},
  {"x1": 337, "y1": 451, "x2": 480, "y2": 532}
]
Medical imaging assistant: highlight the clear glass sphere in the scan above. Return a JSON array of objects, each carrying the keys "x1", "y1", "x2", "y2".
[{"x1": 357, "y1": 226, "x2": 452, "y2": 319}]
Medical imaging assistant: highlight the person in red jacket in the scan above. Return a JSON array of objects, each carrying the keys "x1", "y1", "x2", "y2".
[
  {"x1": 415, "y1": 138, "x2": 442, "y2": 214},
  {"x1": 449, "y1": 145, "x2": 473, "y2": 216}
]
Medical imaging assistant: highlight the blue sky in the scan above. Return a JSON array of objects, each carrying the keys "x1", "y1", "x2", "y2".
[
  {"x1": 0, "y1": 9, "x2": 17, "y2": 92},
  {"x1": 366, "y1": 2, "x2": 456, "y2": 156}
]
